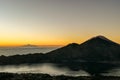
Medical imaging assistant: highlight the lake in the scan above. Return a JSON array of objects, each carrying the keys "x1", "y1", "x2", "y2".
[
  {"x1": 0, "y1": 47, "x2": 120, "y2": 76},
  {"x1": 0, "y1": 63, "x2": 91, "y2": 76},
  {"x1": 0, "y1": 63, "x2": 119, "y2": 76}
]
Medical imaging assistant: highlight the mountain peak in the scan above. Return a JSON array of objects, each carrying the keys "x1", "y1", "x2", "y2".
[
  {"x1": 68, "y1": 43, "x2": 79, "y2": 46},
  {"x1": 79, "y1": 35, "x2": 120, "y2": 46},
  {"x1": 66, "y1": 43, "x2": 79, "y2": 48},
  {"x1": 22, "y1": 44, "x2": 38, "y2": 48},
  {"x1": 93, "y1": 35, "x2": 110, "y2": 41}
]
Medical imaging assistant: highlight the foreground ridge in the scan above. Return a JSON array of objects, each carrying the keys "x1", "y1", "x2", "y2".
[{"x1": 0, "y1": 73, "x2": 120, "y2": 80}]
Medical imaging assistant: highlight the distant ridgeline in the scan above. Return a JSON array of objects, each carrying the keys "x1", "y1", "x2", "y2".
[{"x1": 0, "y1": 35, "x2": 120, "y2": 65}]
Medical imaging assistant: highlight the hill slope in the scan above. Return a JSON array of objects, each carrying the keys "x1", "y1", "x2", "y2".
[{"x1": 46, "y1": 35, "x2": 120, "y2": 62}]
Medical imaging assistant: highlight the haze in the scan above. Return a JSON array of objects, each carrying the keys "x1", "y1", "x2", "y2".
[{"x1": 0, "y1": 0, "x2": 120, "y2": 46}]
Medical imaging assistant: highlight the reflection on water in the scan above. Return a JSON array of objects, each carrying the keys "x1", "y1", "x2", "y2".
[
  {"x1": 0, "y1": 47, "x2": 119, "y2": 76},
  {"x1": 103, "y1": 68, "x2": 120, "y2": 76},
  {"x1": 0, "y1": 63, "x2": 89, "y2": 76},
  {"x1": 0, "y1": 63, "x2": 119, "y2": 76}
]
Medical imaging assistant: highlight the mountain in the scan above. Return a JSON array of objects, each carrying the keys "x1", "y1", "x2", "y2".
[
  {"x1": 21, "y1": 44, "x2": 39, "y2": 48},
  {"x1": 0, "y1": 35, "x2": 119, "y2": 76},
  {"x1": 46, "y1": 35, "x2": 120, "y2": 62},
  {"x1": 0, "y1": 35, "x2": 120, "y2": 65}
]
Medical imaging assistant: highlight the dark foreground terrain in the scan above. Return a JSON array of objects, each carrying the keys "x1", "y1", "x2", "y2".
[{"x1": 0, "y1": 73, "x2": 120, "y2": 80}]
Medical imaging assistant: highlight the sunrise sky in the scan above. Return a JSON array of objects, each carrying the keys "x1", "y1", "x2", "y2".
[{"x1": 0, "y1": 0, "x2": 120, "y2": 46}]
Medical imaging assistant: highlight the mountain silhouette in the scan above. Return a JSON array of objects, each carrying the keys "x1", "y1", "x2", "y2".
[
  {"x1": 21, "y1": 44, "x2": 39, "y2": 48},
  {"x1": 46, "y1": 35, "x2": 120, "y2": 62},
  {"x1": 0, "y1": 35, "x2": 120, "y2": 76},
  {"x1": 45, "y1": 35, "x2": 120, "y2": 76},
  {"x1": 0, "y1": 35, "x2": 120, "y2": 64}
]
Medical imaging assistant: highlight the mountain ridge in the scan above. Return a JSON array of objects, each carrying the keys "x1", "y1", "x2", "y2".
[
  {"x1": 0, "y1": 35, "x2": 119, "y2": 76},
  {"x1": 46, "y1": 35, "x2": 120, "y2": 62},
  {"x1": 0, "y1": 35, "x2": 120, "y2": 65}
]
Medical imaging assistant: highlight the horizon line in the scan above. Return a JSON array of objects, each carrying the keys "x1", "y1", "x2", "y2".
[{"x1": 0, "y1": 35, "x2": 119, "y2": 47}]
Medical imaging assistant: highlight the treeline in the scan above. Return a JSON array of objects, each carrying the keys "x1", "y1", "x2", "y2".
[
  {"x1": 0, "y1": 53, "x2": 50, "y2": 65},
  {"x1": 0, "y1": 73, "x2": 120, "y2": 80},
  {"x1": 0, "y1": 53, "x2": 77, "y2": 65},
  {"x1": 0, "y1": 73, "x2": 84, "y2": 80}
]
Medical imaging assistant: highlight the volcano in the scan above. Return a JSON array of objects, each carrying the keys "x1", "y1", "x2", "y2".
[{"x1": 46, "y1": 35, "x2": 120, "y2": 62}]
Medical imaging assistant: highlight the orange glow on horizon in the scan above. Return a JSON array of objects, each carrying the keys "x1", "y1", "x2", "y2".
[
  {"x1": 0, "y1": 36, "x2": 119, "y2": 47},
  {"x1": 0, "y1": 0, "x2": 119, "y2": 47}
]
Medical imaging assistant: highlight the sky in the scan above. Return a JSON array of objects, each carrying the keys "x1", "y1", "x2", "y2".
[{"x1": 0, "y1": 0, "x2": 120, "y2": 46}]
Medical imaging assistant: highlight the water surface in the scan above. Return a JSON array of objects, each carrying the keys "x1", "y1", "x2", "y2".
[
  {"x1": 0, "y1": 63, "x2": 89, "y2": 76},
  {"x1": 0, "y1": 63, "x2": 119, "y2": 76}
]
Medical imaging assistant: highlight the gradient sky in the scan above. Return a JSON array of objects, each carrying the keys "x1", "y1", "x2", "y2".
[{"x1": 0, "y1": 0, "x2": 120, "y2": 46}]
